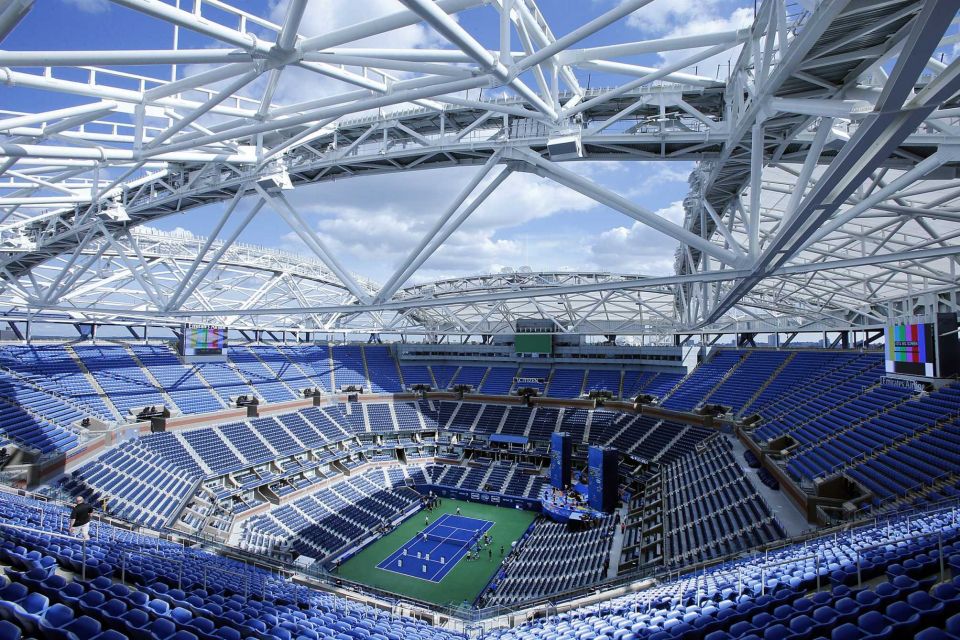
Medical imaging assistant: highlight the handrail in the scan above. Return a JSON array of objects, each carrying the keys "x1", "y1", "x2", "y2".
[
  {"x1": 759, "y1": 553, "x2": 821, "y2": 595},
  {"x1": 852, "y1": 529, "x2": 949, "y2": 587},
  {"x1": 0, "y1": 521, "x2": 91, "y2": 580},
  {"x1": 4, "y1": 475, "x2": 960, "y2": 626},
  {"x1": 121, "y1": 549, "x2": 183, "y2": 589}
]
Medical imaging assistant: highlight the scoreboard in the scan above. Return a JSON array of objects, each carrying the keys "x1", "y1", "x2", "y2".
[
  {"x1": 885, "y1": 322, "x2": 934, "y2": 377},
  {"x1": 885, "y1": 313, "x2": 959, "y2": 378},
  {"x1": 180, "y1": 324, "x2": 228, "y2": 359}
]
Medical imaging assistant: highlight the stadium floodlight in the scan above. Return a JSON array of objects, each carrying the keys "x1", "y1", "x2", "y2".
[
  {"x1": 546, "y1": 132, "x2": 584, "y2": 160},
  {"x1": 100, "y1": 201, "x2": 130, "y2": 222}
]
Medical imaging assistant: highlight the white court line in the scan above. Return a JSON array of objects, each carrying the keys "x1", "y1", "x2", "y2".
[{"x1": 376, "y1": 514, "x2": 495, "y2": 583}]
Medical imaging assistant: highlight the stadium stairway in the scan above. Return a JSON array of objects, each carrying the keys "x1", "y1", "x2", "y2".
[
  {"x1": 782, "y1": 384, "x2": 919, "y2": 474},
  {"x1": 490, "y1": 501, "x2": 960, "y2": 640},
  {"x1": 64, "y1": 346, "x2": 124, "y2": 422},
  {"x1": 752, "y1": 354, "x2": 882, "y2": 442},
  {"x1": 123, "y1": 345, "x2": 180, "y2": 413},
  {"x1": 738, "y1": 352, "x2": 797, "y2": 416},
  {"x1": 0, "y1": 360, "x2": 96, "y2": 427}
]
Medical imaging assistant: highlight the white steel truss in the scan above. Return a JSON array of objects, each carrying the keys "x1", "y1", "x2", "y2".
[{"x1": 0, "y1": 0, "x2": 958, "y2": 336}]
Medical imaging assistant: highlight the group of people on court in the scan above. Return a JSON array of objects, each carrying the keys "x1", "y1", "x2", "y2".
[
  {"x1": 421, "y1": 490, "x2": 441, "y2": 512},
  {"x1": 465, "y1": 531, "x2": 502, "y2": 562}
]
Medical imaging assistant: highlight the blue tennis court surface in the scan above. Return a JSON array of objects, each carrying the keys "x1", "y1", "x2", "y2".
[{"x1": 376, "y1": 513, "x2": 494, "y2": 582}]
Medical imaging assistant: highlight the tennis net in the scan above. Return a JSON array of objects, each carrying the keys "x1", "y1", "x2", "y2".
[{"x1": 419, "y1": 529, "x2": 478, "y2": 545}]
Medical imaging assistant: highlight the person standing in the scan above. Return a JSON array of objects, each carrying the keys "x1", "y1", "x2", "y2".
[
  {"x1": 425, "y1": 515, "x2": 429, "y2": 527},
  {"x1": 69, "y1": 495, "x2": 93, "y2": 540},
  {"x1": 456, "y1": 506, "x2": 461, "y2": 516},
  {"x1": 488, "y1": 547, "x2": 493, "y2": 561}
]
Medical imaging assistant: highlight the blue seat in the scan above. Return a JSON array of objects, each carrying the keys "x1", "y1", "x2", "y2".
[
  {"x1": 170, "y1": 607, "x2": 193, "y2": 625},
  {"x1": 119, "y1": 608, "x2": 150, "y2": 635},
  {"x1": 914, "y1": 629, "x2": 958, "y2": 640},
  {"x1": 148, "y1": 618, "x2": 178, "y2": 640},
  {"x1": 37, "y1": 574, "x2": 67, "y2": 600},
  {"x1": 90, "y1": 631, "x2": 129, "y2": 640},
  {"x1": 884, "y1": 601, "x2": 920, "y2": 635},
  {"x1": 856, "y1": 611, "x2": 892, "y2": 640},
  {"x1": 18, "y1": 567, "x2": 49, "y2": 592},
  {"x1": 78, "y1": 590, "x2": 107, "y2": 618},
  {"x1": 949, "y1": 612, "x2": 960, "y2": 636},
  {"x1": 11, "y1": 591, "x2": 49, "y2": 634},
  {"x1": 787, "y1": 613, "x2": 815, "y2": 639},
  {"x1": 0, "y1": 620, "x2": 19, "y2": 640},
  {"x1": 0, "y1": 583, "x2": 28, "y2": 621},
  {"x1": 147, "y1": 599, "x2": 171, "y2": 618},
  {"x1": 933, "y1": 583, "x2": 960, "y2": 609},
  {"x1": 907, "y1": 591, "x2": 945, "y2": 627},
  {"x1": 38, "y1": 603, "x2": 75, "y2": 640},
  {"x1": 59, "y1": 581, "x2": 86, "y2": 605},
  {"x1": 185, "y1": 615, "x2": 215, "y2": 640},
  {"x1": 830, "y1": 623, "x2": 863, "y2": 640},
  {"x1": 214, "y1": 627, "x2": 241, "y2": 640},
  {"x1": 762, "y1": 624, "x2": 790, "y2": 640},
  {"x1": 62, "y1": 615, "x2": 102, "y2": 640},
  {"x1": 100, "y1": 598, "x2": 128, "y2": 631},
  {"x1": 833, "y1": 598, "x2": 861, "y2": 625}
]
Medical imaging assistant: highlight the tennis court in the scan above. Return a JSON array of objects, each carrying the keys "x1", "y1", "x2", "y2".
[
  {"x1": 376, "y1": 513, "x2": 494, "y2": 582},
  {"x1": 336, "y1": 498, "x2": 538, "y2": 606}
]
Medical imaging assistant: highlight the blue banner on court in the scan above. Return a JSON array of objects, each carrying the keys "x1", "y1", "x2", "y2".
[{"x1": 412, "y1": 484, "x2": 542, "y2": 512}]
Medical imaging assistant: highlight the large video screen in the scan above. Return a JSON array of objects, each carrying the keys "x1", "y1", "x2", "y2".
[
  {"x1": 885, "y1": 322, "x2": 935, "y2": 377},
  {"x1": 181, "y1": 324, "x2": 228, "y2": 357},
  {"x1": 515, "y1": 334, "x2": 552, "y2": 355}
]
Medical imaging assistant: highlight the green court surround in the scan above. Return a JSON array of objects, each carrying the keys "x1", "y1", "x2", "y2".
[{"x1": 335, "y1": 498, "x2": 538, "y2": 606}]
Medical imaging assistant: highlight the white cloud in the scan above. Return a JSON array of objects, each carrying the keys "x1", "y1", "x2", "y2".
[
  {"x1": 271, "y1": 0, "x2": 443, "y2": 49},
  {"x1": 587, "y1": 201, "x2": 685, "y2": 275},
  {"x1": 264, "y1": 0, "x2": 449, "y2": 109},
  {"x1": 276, "y1": 167, "x2": 599, "y2": 282},
  {"x1": 625, "y1": 1, "x2": 754, "y2": 81},
  {"x1": 65, "y1": 0, "x2": 109, "y2": 13},
  {"x1": 622, "y1": 164, "x2": 691, "y2": 199},
  {"x1": 626, "y1": 0, "x2": 724, "y2": 35},
  {"x1": 272, "y1": 164, "x2": 689, "y2": 287}
]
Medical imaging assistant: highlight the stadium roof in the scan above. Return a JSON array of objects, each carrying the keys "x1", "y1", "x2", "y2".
[{"x1": 0, "y1": 0, "x2": 958, "y2": 336}]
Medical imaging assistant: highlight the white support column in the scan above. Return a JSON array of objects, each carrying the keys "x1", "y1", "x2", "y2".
[
  {"x1": 379, "y1": 168, "x2": 512, "y2": 303},
  {"x1": 375, "y1": 152, "x2": 503, "y2": 302},
  {"x1": 749, "y1": 122, "x2": 764, "y2": 259},
  {"x1": 167, "y1": 198, "x2": 266, "y2": 312},
  {"x1": 397, "y1": 0, "x2": 557, "y2": 120},
  {"x1": 0, "y1": 0, "x2": 31, "y2": 42},
  {"x1": 519, "y1": 149, "x2": 741, "y2": 266},
  {"x1": 255, "y1": 185, "x2": 372, "y2": 304},
  {"x1": 499, "y1": 0, "x2": 512, "y2": 64}
]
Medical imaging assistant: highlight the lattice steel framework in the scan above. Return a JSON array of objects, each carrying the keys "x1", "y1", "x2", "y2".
[{"x1": 0, "y1": 0, "x2": 958, "y2": 336}]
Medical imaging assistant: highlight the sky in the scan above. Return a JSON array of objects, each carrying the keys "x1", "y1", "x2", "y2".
[{"x1": 5, "y1": 0, "x2": 756, "y2": 289}]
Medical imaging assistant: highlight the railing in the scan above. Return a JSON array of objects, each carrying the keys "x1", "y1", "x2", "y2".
[
  {"x1": 852, "y1": 528, "x2": 952, "y2": 587},
  {"x1": 121, "y1": 549, "x2": 183, "y2": 589},
  {"x1": 3, "y1": 477, "x2": 960, "y2": 628},
  {"x1": 0, "y1": 521, "x2": 92, "y2": 580},
  {"x1": 759, "y1": 554, "x2": 822, "y2": 595}
]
